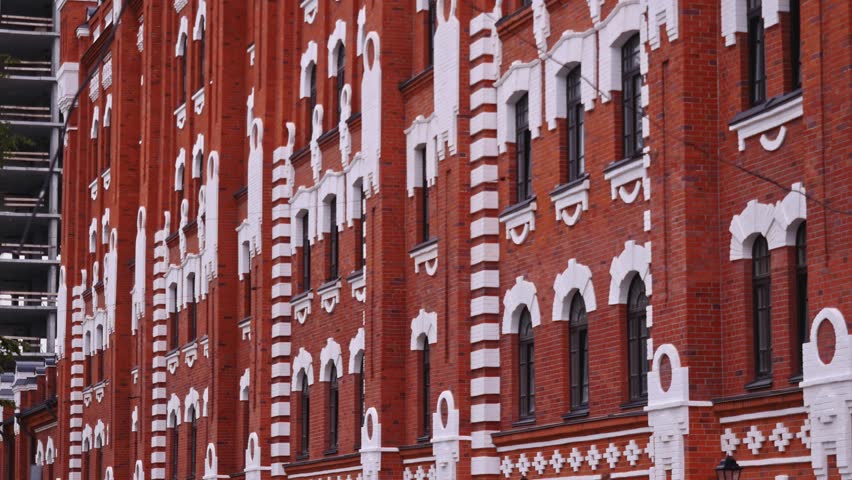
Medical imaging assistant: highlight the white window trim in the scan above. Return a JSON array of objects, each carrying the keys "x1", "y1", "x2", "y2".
[
  {"x1": 552, "y1": 259, "x2": 597, "y2": 321},
  {"x1": 327, "y1": 20, "x2": 347, "y2": 78},
  {"x1": 608, "y1": 240, "x2": 652, "y2": 305},
  {"x1": 728, "y1": 182, "x2": 807, "y2": 260},
  {"x1": 410, "y1": 309, "x2": 438, "y2": 350},
  {"x1": 495, "y1": 60, "x2": 543, "y2": 153},
  {"x1": 405, "y1": 115, "x2": 437, "y2": 197},
  {"x1": 597, "y1": 0, "x2": 644, "y2": 101},
  {"x1": 291, "y1": 347, "x2": 315, "y2": 390},
  {"x1": 319, "y1": 338, "x2": 344, "y2": 381},
  {"x1": 299, "y1": 41, "x2": 318, "y2": 99},
  {"x1": 501, "y1": 276, "x2": 541, "y2": 334},
  {"x1": 544, "y1": 30, "x2": 596, "y2": 131}
]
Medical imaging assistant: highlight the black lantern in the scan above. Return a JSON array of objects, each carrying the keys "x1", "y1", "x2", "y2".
[{"x1": 715, "y1": 456, "x2": 743, "y2": 480}]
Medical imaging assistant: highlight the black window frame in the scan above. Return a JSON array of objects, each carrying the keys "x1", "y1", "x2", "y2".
[
  {"x1": 569, "y1": 294, "x2": 589, "y2": 411},
  {"x1": 419, "y1": 342, "x2": 431, "y2": 440},
  {"x1": 327, "y1": 197, "x2": 339, "y2": 281},
  {"x1": 300, "y1": 213, "x2": 311, "y2": 292},
  {"x1": 566, "y1": 66, "x2": 585, "y2": 183},
  {"x1": 356, "y1": 188, "x2": 367, "y2": 270},
  {"x1": 627, "y1": 276, "x2": 649, "y2": 403},
  {"x1": 752, "y1": 235, "x2": 772, "y2": 380},
  {"x1": 418, "y1": 146, "x2": 431, "y2": 242},
  {"x1": 179, "y1": 35, "x2": 188, "y2": 106},
  {"x1": 795, "y1": 223, "x2": 807, "y2": 375},
  {"x1": 327, "y1": 365, "x2": 339, "y2": 452},
  {"x1": 188, "y1": 406, "x2": 197, "y2": 480},
  {"x1": 518, "y1": 308, "x2": 535, "y2": 420},
  {"x1": 187, "y1": 274, "x2": 197, "y2": 341},
  {"x1": 170, "y1": 413, "x2": 179, "y2": 480},
  {"x1": 355, "y1": 355, "x2": 365, "y2": 449},
  {"x1": 308, "y1": 63, "x2": 317, "y2": 138},
  {"x1": 299, "y1": 374, "x2": 310, "y2": 458},
  {"x1": 515, "y1": 94, "x2": 532, "y2": 203},
  {"x1": 789, "y1": 0, "x2": 801, "y2": 89},
  {"x1": 621, "y1": 34, "x2": 643, "y2": 159},
  {"x1": 169, "y1": 284, "x2": 179, "y2": 351},
  {"x1": 335, "y1": 45, "x2": 346, "y2": 123},
  {"x1": 747, "y1": 0, "x2": 766, "y2": 105}
]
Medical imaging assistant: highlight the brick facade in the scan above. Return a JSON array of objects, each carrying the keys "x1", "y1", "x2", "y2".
[{"x1": 6, "y1": 0, "x2": 849, "y2": 479}]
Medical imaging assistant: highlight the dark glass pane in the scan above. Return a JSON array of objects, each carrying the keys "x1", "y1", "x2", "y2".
[
  {"x1": 567, "y1": 67, "x2": 585, "y2": 182},
  {"x1": 627, "y1": 277, "x2": 648, "y2": 401},
  {"x1": 422, "y1": 343, "x2": 431, "y2": 436}
]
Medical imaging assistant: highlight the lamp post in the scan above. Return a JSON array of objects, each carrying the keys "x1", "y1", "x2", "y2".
[{"x1": 715, "y1": 456, "x2": 743, "y2": 480}]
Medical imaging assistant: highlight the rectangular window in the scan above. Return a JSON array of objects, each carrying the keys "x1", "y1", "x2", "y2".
[
  {"x1": 752, "y1": 237, "x2": 772, "y2": 380},
  {"x1": 747, "y1": 0, "x2": 766, "y2": 105},
  {"x1": 308, "y1": 64, "x2": 317, "y2": 139},
  {"x1": 789, "y1": 0, "x2": 801, "y2": 89},
  {"x1": 569, "y1": 297, "x2": 589, "y2": 410},
  {"x1": 327, "y1": 366, "x2": 339, "y2": 452},
  {"x1": 427, "y1": 0, "x2": 436, "y2": 67},
  {"x1": 627, "y1": 278, "x2": 649, "y2": 402},
  {"x1": 418, "y1": 147, "x2": 430, "y2": 242},
  {"x1": 795, "y1": 224, "x2": 807, "y2": 375},
  {"x1": 300, "y1": 380, "x2": 310, "y2": 458},
  {"x1": 566, "y1": 67, "x2": 585, "y2": 182},
  {"x1": 328, "y1": 198, "x2": 339, "y2": 280},
  {"x1": 243, "y1": 268, "x2": 252, "y2": 319},
  {"x1": 356, "y1": 189, "x2": 366, "y2": 270},
  {"x1": 336, "y1": 46, "x2": 346, "y2": 123},
  {"x1": 180, "y1": 36, "x2": 188, "y2": 105},
  {"x1": 170, "y1": 425, "x2": 179, "y2": 480},
  {"x1": 420, "y1": 344, "x2": 431, "y2": 439},
  {"x1": 198, "y1": 21, "x2": 206, "y2": 90},
  {"x1": 301, "y1": 214, "x2": 311, "y2": 292},
  {"x1": 622, "y1": 35, "x2": 643, "y2": 158},
  {"x1": 515, "y1": 94, "x2": 532, "y2": 202},
  {"x1": 188, "y1": 411, "x2": 197, "y2": 480},
  {"x1": 169, "y1": 284, "x2": 179, "y2": 350},
  {"x1": 188, "y1": 275, "x2": 197, "y2": 341}
]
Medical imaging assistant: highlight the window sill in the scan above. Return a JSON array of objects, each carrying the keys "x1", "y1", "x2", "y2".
[
  {"x1": 238, "y1": 317, "x2": 251, "y2": 341},
  {"x1": 166, "y1": 349, "x2": 180, "y2": 375},
  {"x1": 317, "y1": 278, "x2": 342, "y2": 314},
  {"x1": 347, "y1": 269, "x2": 366, "y2": 303},
  {"x1": 416, "y1": 435, "x2": 432, "y2": 445},
  {"x1": 292, "y1": 291, "x2": 313, "y2": 325},
  {"x1": 512, "y1": 417, "x2": 536, "y2": 428},
  {"x1": 498, "y1": 196, "x2": 537, "y2": 245},
  {"x1": 620, "y1": 399, "x2": 647, "y2": 410},
  {"x1": 192, "y1": 87, "x2": 205, "y2": 115},
  {"x1": 729, "y1": 90, "x2": 802, "y2": 152},
  {"x1": 562, "y1": 407, "x2": 590, "y2": 422},
  {"x1": 409, "y1": 238, "x2": 439, "y2": 276},
  {"x1": 788, "y1": 374, "x2": 803, "y2": 385},
  {"x1": 744, "y1": 377, "x2": 773, "y2": 391},
  {"x1": 550, "y1": 175, "x2": 590, "y2": 227},
  {"x1": 603, "y1": 155, "x2": 649, "y2": 204},
  {"x1": 174, "y1": 102, "x2": 187, "y2": 129},
  {"x1": 100, "y1": 167, "x2": 111, "y2": 191},
  {"x1": 323, "y1": 448, "x2": 339, "y2": 456}
]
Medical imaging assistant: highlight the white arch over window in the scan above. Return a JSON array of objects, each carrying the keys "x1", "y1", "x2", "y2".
[
  {"x1": 410, "y1": 309, "x2": 438, "y2": 350},
  {"x1": 552, "y1": 259, "x2": 597, "y2": 321},
  {"x1": 544, "y1": 30, "x2": 596, "y2": 130},
  {"x1": 89, "y1": 218, "x2": 98, "y2": 253},
  {"x1": 45, "y1": 437, "x2": 55, "y2": 464},
  {"x1": 597, "y1": 0, "x2": 644, "y2": 100},
  {"x1": 319, "y1": 338, "x2": 343, "y2": 382},
  {"x1": 502, "y1": 276, "x2": 542, "y2": 334},
  {"x1": 133, "y1": 460, "x2": 145, "y2": 480},
  {"x1": 175, "y1": 16, "x2": 189, "y2": 57},
  {"x1": 94, "y1": 419, "x2": 105, "y2": 447},
  {"x1": 103, "y1": 94, "x2": 113, "y2": 127},
  {"x1": 184, "y1": 387, "x2": 200, "y2": 421},
  {"x1": 82, "y1": 424, "x2": 93, "y2": 451},
  {"x1": 405, "y1": 115, "x2": 437, "y2": 198},
  {"x1": 167, "y1": 393, "x2": 182, "y2": 427},
  {"x1": 299, "y1": 41, "x2": 318, "y2": 99},
  {"x1": 240, "y1": 368, "x2": 250, "y2": 401},
  {"x1": 721, "y1": 0, "x2": 789, "y2": 46},
  {"x1": 290, "y1": 188, "x2": 317, "y2": 247},
  {"x1": 327, "y1": 20, "x2": 347, "y2": 77},
  {"x1": 317, "y1": 171, "x2": 346, "y2": 235},
  {"x1": 192, "y1": 0, "x2": 206, "y2": 40},
  {"x1": 104, "y1": 467, "x2": 114, "y2": 480},
  {"x1": 348, "y1": 327, "x2": 365, "y2": 374},
  {"x1": 495, "y1": 60, "x2": 543, "y2": 153},
  {"x1": 90, "y1": 106, "x2": 100, "y2": 139},
  {"x1": 608, "y1": 240, "x2": 652, "y2": 305},
  {"x1": 729, "y1": 183, "x2": 807, "y2": 260},
  {"x1": 345, "y1": 153, "x2": 368, "y2": 226},
  {"x1": 292, "y1": 347, "x2": 314, "y2": 390},
  {"x1": 174, "y1": 148, "x2": 186, "y2": 191},
  {"x1": 35, "y1": 440, "x2": 44, "y2": 465},
  {"x1": 192, "y1": 133, "x2": 204, "y2": 178}
]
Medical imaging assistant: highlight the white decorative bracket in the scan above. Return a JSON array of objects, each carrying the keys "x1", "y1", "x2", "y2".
[
  {"x1": 317, "y1": 280, "x2": 342, "y2": 314},
  {"x1": 348, "y1": 271, "x2": 366, "y2": 303},
  {"x1": 729, "y1": 95, "x2": 803, "y2": 152},
  {"x1": 174, "y1": 103, "x2": 187, "y2": 129},
  {"x1": 193, "y1": 88, "x2": 205, "y2": 115},
  {"x1": 603, "y1": 155, "x2": 650, "y2": 204},
  {"x1": 499, "y1": 200, "x2": 537, "y2": 245},
  {"x1": 551, "y1": 179, "x2": 590, "y2": 227},
  {"x1": 293, "y1": 292, "x2": 313, "y2": 325},
  {"x1": 410, "y1": 241, "x2": 439, "y2": 276}
]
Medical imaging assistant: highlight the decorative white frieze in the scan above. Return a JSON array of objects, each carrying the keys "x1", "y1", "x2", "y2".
[
  {"x1": 293, "y1": 292, "x2": 313, "y2": 325},
  {"x1": 174, "y1": 0, "x2": 188, "y2": 13},
  {"x1": 57, "y1": 62, "x2": 80, "y2": 115},
  {"x1": 101, "y1": 58, "x2": 113, "y2": 90},
  {"x1": 603, "y1": 155, "x2": 650, "y2": 204},
  {"x1": 551, "y1": 179, "x2": 590, "y2": 227},
  {"x1": 89, "y1": 71, "x2": 100, "y2": 101},
  {"x1": 729, "y1": 95, "x2": 802, "y2": 152},
  {"x1": 410, "y1": 240, "x2": 438, "y2": 276},
  {"x1": 498, "y1": 200, "x2": 537, "y2": 245},
  {"x1": 495, "y1": 60, "x2": 543, "y2": 153},
  {"x1": 317, "y1": 280, "x2": 342, "y2": 314}
]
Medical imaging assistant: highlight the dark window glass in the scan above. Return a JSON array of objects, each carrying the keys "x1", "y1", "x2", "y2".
[
  {"x1": 170, "y1": 415, "x2": 179, "y2": 480},
  {"x1": 198, "y1": 19, "x2": 206, "y2": 89},
  {"x1": 188, "y1": 408, "x2": 197, "y2": 479},
  {"x1": 180, "y1": 36, "x2": 188, "y2": 105},
  {"x1": 243, "y1": 267, "x2": 252, "y2": 319},
  {"x1": 569, "y1": 295, "x2": 589, "y2": 410},
  {"x1": 356, "y1": 189, "x2": 366, "y2": 270},
  {"x1": 85, "y1": 341, "x2": 92, "y2": 385},
  {"x1": 300, "y1": 375, "x2": 310, "y2": 457},
  {"x1": 789, "y1": 0, "x2": 801, "y2": 89},
  {"x1": 515, "y1": 94, "x2": 532, "y2": 202},
  {"x1": 566, "y1": 67, "x2": 585, "y2": 182},
  {"x1": 336, "y1": 45, "x2": 345, "y2": 123},
  {"x1": 518, "y1": 308, "x2": 535, "y2": 419},
  {"x1": 170, "y1": 285, "x2": 179, "y2": 350},
  {"x1": 308, "y1": 64, "x2": 317, "y2": 138},
  {"x1": 358, "y1": 355, "x2": 365, "y2": 433},
  {"x1": 301, "y1": 214, "x2": 311, "y2": 292},
  {"x1": 748, "y1": 0, "x2": 766, "y2": 104},
  {"x1": 427, "y1": 0, "x2": 436, "y2": 67},
  {"x1": 97, "y1": 338, "x2": 103, "y2": 382},
  {"x1": 627, "y1": 277, "x2": 649, "y2": 402},
  {"x1": 188, "y1": 274, "x2": 197, "y2": 340},
  {"x1": 82, "y1": 449, "x2": 89, "y2": 480},
  {"x1": 419, "y1": 147, "x2": 430, "y2": 242},
  {"x1": 795, "y1": 223, "x2": 807, "y2": 374},
  {"x1": 752, "y1": 235, "x2": 772, "y2": 379},
  {"x1": 328, "y1": 198, "x2": 339, "y2": 280},
  {"x1": 328, "y1": 365, "x2": 339, "y2": 451},
  {"x1": 421, "y1": 342, "x2": 431, "y2": 438},
  {"x1": 622, "y1": 34, "x2": 643, "y2": 158},
  {"x1": 104, "y1": 125, "x2": 111, "y2": 170},
  {"x1": 96, "y1": 446, "x2": 102, "y2": 480}
]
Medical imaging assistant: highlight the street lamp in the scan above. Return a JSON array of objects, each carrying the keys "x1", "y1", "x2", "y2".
[{"x1": 715, "y1": 456, "x2": 743, "y2": 480}]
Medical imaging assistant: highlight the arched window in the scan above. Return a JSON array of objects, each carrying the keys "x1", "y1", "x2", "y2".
[
  {"x1": 621, "y1": 34, "x2": 643, "y2": 158},
  {"x1": 335, "y1": 45, "x2": 345, "y2": 123},
  {"x1": 299, "y1": 373, "x2": 310, "y2": 458},
  {"x1": 752, "y1": 235, "x2": 772, "y2": 380},
  {"x1": 327, "y1": 196, "x2": 339, "y2": 280},
  {"x1": 515, "y1": 94, "x2": 532, "y2": 202},
  {"x1": 747, "y1": 0, "x2": 765, "y2": 105},
  {"x1": 300, "y1": 213, "x2": 311, "y2": 292},
  {"x1": 627, "y1": 277, "x2": 649, "y2": 402},
  {"x1": 188, "y1": 407, "x2": 197, "y2": 480},
  {"x1": 518, "y1": 308, "x2": 535, "y2": 419},
  {"x1": 566, "y1": 66, "x2": 585, "y2": 182},
  {"x1": 307, "y1": 63, "x2": 317, "y2": 138},
  {"x1": 85, "y1": 332, "x2": 93, "y2": 386},
  {"x1": 187, "y1": 273, "x2": 197, "y2": 341},
  {"x1": 95, "y1": 438, "x2": 103, "y2": 480},
  {"x1": 356, "y1": 186, "x2": 367, "y2": 270},
  {"x1": 95, "y1": 324, "x2": 104, "y2": 382},
  {"x1": 420, "y1": 342, "x2": 431, "y2": 440},
  {"x1": 179, "y1": 35, "x2": 188, "y2": 105},
  {"x1": 197, "y1": 18, "x2": 206, "y2": 90},
  {"x1": 795, "y1": 223, "x2": 807, "y2": 374},
  {"x1": 327, "y1": 365, "x2": 339, "y2": 452},
  {"x1": 356, "y1": 354, "x2": 365, "y2": 446},
  {"x1": 569, "y1": 294, "x2": 589, "y2": 410},
  {"x1": 169, "y1": 412, "x2": 179, "y2": 480}
]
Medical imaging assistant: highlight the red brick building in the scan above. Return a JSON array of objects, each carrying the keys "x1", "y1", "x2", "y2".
[{"x1": 13, "y1": 0, "x2": 850, "y2": 479}]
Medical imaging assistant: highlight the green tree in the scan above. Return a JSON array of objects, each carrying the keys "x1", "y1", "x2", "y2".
[{"x1": 0, "y1": 54, "x2": 30, "y2": 166}]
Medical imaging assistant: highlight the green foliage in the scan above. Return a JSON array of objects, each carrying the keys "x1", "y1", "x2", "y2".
[{"x1": 0, "y1": 54, "x2": 33, "y2": 166}]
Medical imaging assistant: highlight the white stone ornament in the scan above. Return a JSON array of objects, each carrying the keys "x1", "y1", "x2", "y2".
[
  {"x1": 499, "y1": 456, "x2": 514, "y2": 477},
  {"x1": 360, "y1": 407, "x2": 385, "y2": 480},
  {"x1": 796, "y1": 418, "x2": 811, "y2": 449},
  {"x1": 548, "y1": 450, "x2": 565, "y2": 473},
  {"x1": 585, "y1": 445, "x2": 601, "y2": 470},
  {"x1": 361, "y1": 32, "x2": 382, "y2": 194},
  {"x1": 568, "y1": 448, "x2": 583, "y2": 472},
  {"x1": 310, "y1": 105, "x2": 324, "y2": 181},
  {"x1": 339, "y1": 84, "x2": 352, "y2": 166},
  {"x1": 515, "y1": 453, "x2": 531, "y2": 475},
  {"x1": 603, "y1": 443, "x2": 621, "y2": 469},
  {"x1": 720, "y1": 428, "x2": 740, "y2": 456},
  {"x1": 432, "y1": 0, "x2": 460, "y2": 160},
  {"x1": 769, "y1": 423, "x2": 793, "y2": 452},
  {"x1": 532, "y1": 452, "x2": 547, "y2": 475},
  {"x1": 531, "y1": 0, "x2": 550, "y2": 54},
  {"x1": 625, "y1": 439, "x2": 642, "y2": 465},
  {"x1": 743, "y1": 426, "x2": 765, "y2": 455},
  {"x1": 431, "y1": 391, "x2": 467, "y2": 480}
]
